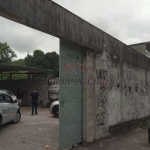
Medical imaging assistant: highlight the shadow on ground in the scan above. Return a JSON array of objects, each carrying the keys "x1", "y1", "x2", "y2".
[{"x1": 76, "y1": 128, "x2": 150, "y2": 150}]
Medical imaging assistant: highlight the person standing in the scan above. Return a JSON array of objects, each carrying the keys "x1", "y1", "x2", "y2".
[
  {"x1": 17, "y1": 88, "x2": 25, "y2": 109},
  {"x1": 17, "y1": 88, "x2": 20, "y2": 100},
  {"x1": 30, "y1": 90, "x2": 39, "y2": 116}
]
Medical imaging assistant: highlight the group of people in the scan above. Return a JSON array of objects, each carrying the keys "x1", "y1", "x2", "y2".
[{"x1": 17, "y1": 88, "x2": 39, "y2": 116}]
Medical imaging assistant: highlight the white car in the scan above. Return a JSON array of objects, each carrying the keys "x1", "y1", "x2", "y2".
[
  {"x1": 0, "y1": 89, "x2": 17, "y2": 101},
  {"x1": 49, "y1": 84, "x2": 59, "y2": 118},
  {"x1": 0, "y1": 90, "x2": 21, "y2": 127},
  {"x1": 50, "y1": 101, "x2": 59, "y2": 118}
]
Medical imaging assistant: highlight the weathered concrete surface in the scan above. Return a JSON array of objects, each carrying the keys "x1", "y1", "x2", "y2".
[
  {"x1": 83, "y1": 48, "x2": 150, "y2": 143},
  {"x1": 0, "y1": 0, "x2": 150, "y2": 69},
  {"x1": 1, "y1": 0, "x2": 150, "y2": 146},
  {"x1": 76, "y1": 128, "x2": 150, "y2": 150},
  {"x1": 0, "y1": 107, "x2": 58, "y2": 150}
]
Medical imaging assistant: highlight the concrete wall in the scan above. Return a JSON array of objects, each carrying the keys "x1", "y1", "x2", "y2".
[
  {"x1": 83, "y1": 47, "x2": 150, "y2": 142},
  {"x1": 1, "y1": 0, "x2": 150, "y2": 144},
  {"x1": 0, "y1": 78, "x2": 49, "y2": 106},
  {"x1": 0, "y1": 0, "x2": 145, "y2": 57}
]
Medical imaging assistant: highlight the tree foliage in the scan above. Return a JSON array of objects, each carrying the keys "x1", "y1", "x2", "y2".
[
  {"x1": 0, "y1": 42, "x2": 17, "y2": 63},
  {"x1": 25, "y1": 50, "x2": 59, "y2": 77},
  {"x1": 11, "y1": 59, "x2": 25, "y2": 66},
  {"x1": 0, "y1": 42, "x2": 59, "y2": 79},
  {"x1": 10, "y1": 59, "x2": 27, "y2": 80}
]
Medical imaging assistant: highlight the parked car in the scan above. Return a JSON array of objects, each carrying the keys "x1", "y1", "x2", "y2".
[
  {"x1": 0, "y1": 89, "x2": 17, "y2": 101},
  {"x1": 50, "y1": 101, "x2": 59, "y2": 118},
  {"x1": 0, "y1": 90, "x2": 21, "y2": 127},
  {"x1": 49, "y1": 83, "x2": 59, "y2": 118}
]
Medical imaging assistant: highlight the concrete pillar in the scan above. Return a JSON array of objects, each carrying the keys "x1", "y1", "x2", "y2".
[{"x1": 83, "y1": 50, "x2": 95, "y2": 143}]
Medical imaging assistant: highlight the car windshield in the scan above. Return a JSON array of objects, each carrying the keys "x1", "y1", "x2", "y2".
[{"x1": 6, "y1": 91, "x2": 14, "y2": 96}]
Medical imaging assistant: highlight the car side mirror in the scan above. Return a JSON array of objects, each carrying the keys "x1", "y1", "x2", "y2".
[{"x1": 13, "y1": 100, "x2": 17, "y2": 103}]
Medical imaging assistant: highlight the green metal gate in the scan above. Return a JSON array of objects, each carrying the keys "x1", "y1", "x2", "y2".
[{"x1": 59, "y1": 39, "x2": 83, "y2": 149}]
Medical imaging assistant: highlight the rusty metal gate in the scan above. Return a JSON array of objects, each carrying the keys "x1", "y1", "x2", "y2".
[{"x1": 59, "y1": 39, "x2": 83, "y2": 149}]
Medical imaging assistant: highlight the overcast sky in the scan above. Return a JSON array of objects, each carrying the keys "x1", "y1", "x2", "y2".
[{"x1": 0, "y1": 0, "x2": 150, "y2": 59}]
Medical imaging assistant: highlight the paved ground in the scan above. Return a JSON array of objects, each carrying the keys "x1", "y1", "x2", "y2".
[
  {"x1": 1, "y1": 108, "x2": 150, "y2": 150},
  {"x1": 76, "y1": 128, "x2": 150, "y2": 150},
  {"x1": 0, "y1": 107, "x2": 59, "y2": 150}
]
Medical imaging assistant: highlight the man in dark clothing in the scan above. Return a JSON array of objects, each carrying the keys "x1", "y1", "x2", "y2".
[
  {"x1": 17, "y1": 88, "x2": 25, "y2": 109},
  {"x1": 30, "y1": 90, "x2": 39, "y2": 115}
]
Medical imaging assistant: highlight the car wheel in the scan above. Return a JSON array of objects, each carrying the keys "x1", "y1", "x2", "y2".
[
  {"x1": 12, "y1": 111, "x2": 21, "y2": 124},
  {"x1": 53, "y1": 106, "x2": 59, "y2": 118}
]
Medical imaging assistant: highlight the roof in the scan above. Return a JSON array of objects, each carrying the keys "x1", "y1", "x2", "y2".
[
  {"x1": 129, "y1": 41, "x2": 150, "y2": 46},
  {"x1": 129, "y1": 41, "x2": 150, "y2": 52},
  {"x1": 0, "y1": 64, "x2": 53, "y2": 73}
]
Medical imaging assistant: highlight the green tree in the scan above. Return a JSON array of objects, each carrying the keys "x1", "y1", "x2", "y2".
[
  {"x1": 45, "y1": 52, "x2": 59, "y2": 77},
  {"x1": 24, "y1": 50, "x2": 59, "y2": 77},
  {"x1": 11, "y1": 59, "x2": 25, "y2": 66},
  {"x1": 33, "y1": 50, "x2": 45, "y2": 68},
  {"x1": 11, "y1": 59, "x2": 27, "y2": 80},
  {"x1": 0, "y1": 42, "x2": 17, "y2": 63},
  {"x1": 24, "y1": 54, "x2": 33, "y2": 67}
]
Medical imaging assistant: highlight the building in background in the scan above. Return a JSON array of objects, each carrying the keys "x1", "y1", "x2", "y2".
[{"x1": 129, "y1": 41, "x2": 150, "y2": 58}]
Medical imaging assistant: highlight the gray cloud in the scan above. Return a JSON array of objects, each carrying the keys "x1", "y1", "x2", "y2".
[
  {"x1": 0, "y1": 0, "x2": 150, "y2": 59},
  {"x1": 0, "y1": 16, "x2": 59, "y2": 59},
  {"x1": 53, "y1": 0, "x2": 150, "y2": 44}
]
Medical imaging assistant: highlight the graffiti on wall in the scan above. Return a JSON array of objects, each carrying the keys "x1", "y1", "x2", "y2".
[
  {"x1": 96, "y1": 69, "x2": 107, "y2": 87},
  {"x1": 101, "y1": 44, "x2": 112, "y2": 69},
  {"x1": 95, "y1": 68, "x2": 148, "y2": 133},
  {"x1": 87, "y1": 50, "x2": 150, "y2": 134},
  {"x1": 95, "y1": 69, "x2": 120, "y2": 91},
  {"x1": 96, "y1": 69, "x2": 108, "y2": 133},
  {"x1": 96, "y1": 88, "x2": 107, "y2": 126},
  {"x1": 123, "y1": 70, "x2": 146, "y2": 96},
  {"x1": 95, "y1": 69, "x2": 147, "y2": 96}
]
